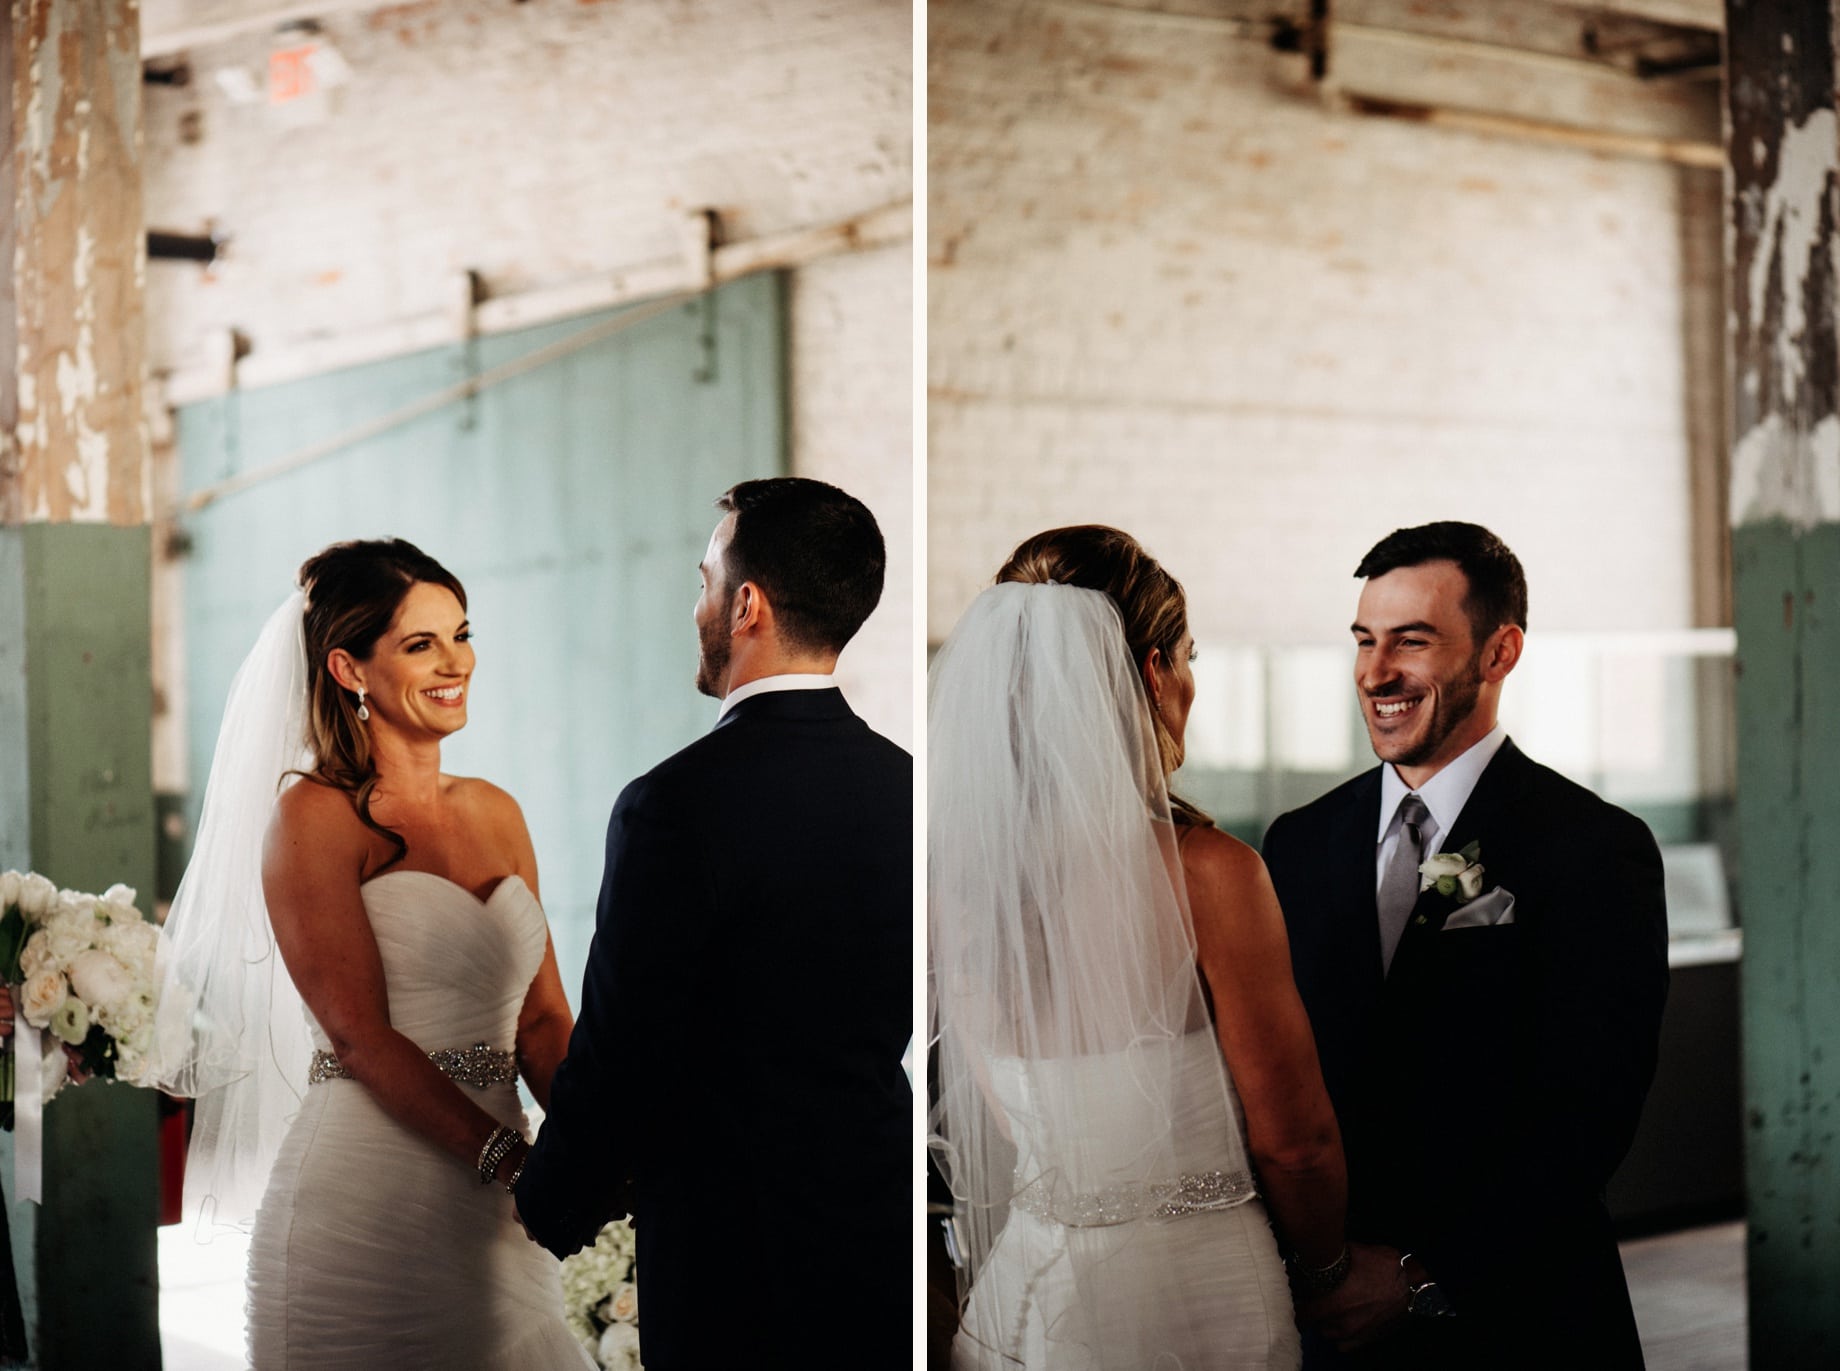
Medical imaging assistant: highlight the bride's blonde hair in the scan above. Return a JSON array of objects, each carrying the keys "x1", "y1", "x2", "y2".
[{"x1": 995, "y1": 525, "x2": 1212, "y2": 827}]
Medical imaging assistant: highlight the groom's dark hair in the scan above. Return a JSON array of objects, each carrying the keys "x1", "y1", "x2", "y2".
[
  {"x1": 1355, "y1": 521, "x2": 1528, "y2": 641},
  {"x1": 715, "y1": 477, "x2": 885, "y2": 653}
]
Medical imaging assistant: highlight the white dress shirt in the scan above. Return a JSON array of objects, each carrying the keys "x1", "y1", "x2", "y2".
[
  {"x1": 715, "y1": 672, "x2": 836, "y2": 724},
  {"x1": 1374, "y1": 723, "x2": 1508, "y2": 891}
]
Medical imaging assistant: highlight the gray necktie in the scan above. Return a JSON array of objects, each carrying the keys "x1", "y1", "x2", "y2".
[{"x1": 1378, "y1": 794, "x2": 1431, "y2": 976}]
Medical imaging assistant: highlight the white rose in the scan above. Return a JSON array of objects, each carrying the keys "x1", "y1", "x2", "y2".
[
  {"x1": 1417, "y1": 852, "x2": 1468, "y2": 889},
  {"x1": 114, "y1": 1041, "x2": 148, "y2": 1085},
  {"x1": 1456, "y1": 864, "x2": 1485, "y2": 902},
  {"x1": 49, "y1": 996, "x2": 90, "y2": 1047},
  {"x1": 101, "y1": 917, "x2": 159, "y2": 970},
  {"x1": 41, "y1": 913, "x2": 93, "y2": 968},
  {"x1": 100, "y1": 989, "x2": 155, "y2": 1046},
  {"x1": 18, "y1": 932, "x2": 56, "y2": 980},
  {"x1": 0, "y1": 871, "x2": 20, "y2": 910},
  {"x1": 100, "y1": 885, "x2": 140, "y2": 919},
  {"x1": 54, "y1": 890, "x2": 94, "y2": 921},
  {"x1": 596, "y1": 1322, "x2": 642, "y2": 1371},
  {"x1": 607, "y1": 1281, "x2": 638, "y2": 1325},
  {"x1": 15, "y1": 873, "x2": 56, "y2": 921},
  {"x1": 68, "y1": 949, "x2": 134, "y2": 1014},
  {"x1": 20, "y1": 971, "x2": 69, "y2": 1028}
]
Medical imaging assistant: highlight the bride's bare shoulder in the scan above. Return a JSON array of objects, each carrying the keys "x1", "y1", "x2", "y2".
[
  {"x1": 1179, "y1": 824, "x2": 1271, "y2": 894},
  {"x1": 271, "y1": 772, "x2": 356, "y2": 828}
]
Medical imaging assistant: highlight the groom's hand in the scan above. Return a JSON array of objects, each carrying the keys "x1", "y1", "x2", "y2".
[{"x1": 1299, "y1": 1241, "x2": 1409, "y2": 1350}]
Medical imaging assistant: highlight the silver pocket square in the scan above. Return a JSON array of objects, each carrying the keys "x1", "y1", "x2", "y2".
[{"x1": 1442, "y1": 886, "x2": 1516, "y2": 930}]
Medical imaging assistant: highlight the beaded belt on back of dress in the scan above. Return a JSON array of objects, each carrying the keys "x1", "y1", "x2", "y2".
[
  {"x1": 308, "y1": 1043, "x2": 517, "y2": 1089},
  {"x1": 1010, "y1": 1168, "x2": 1256, "y2": 1227}
]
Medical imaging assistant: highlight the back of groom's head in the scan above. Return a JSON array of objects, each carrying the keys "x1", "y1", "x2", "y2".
[
  {"x1": 1354, "y1": 521, "x2": 1528, "y2": 643},
  {"x1": 716, "y1": 477, "x2": 885, "y2": 654}
]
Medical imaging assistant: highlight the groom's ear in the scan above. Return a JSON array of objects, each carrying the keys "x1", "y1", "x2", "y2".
[
  {"x1": 730, "y1": 580, "x2": 770, "y2": 636},
  {"x1": 1480, "y1": 624, "x2": 1524, "y2": 683}
]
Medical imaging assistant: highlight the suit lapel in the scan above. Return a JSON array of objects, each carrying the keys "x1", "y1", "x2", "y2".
[{"x1": 1331, "y1": 770, "x2": 1387, "y2": 989}]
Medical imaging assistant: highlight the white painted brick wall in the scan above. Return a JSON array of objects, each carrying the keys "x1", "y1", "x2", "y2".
[
  {"x1": 929, "y1": 0, "x2": 1703, "y2": 652},
  {"x1": 142, "y1": 0, "x2": 913, "y2": 746},
  {"x1": 793, "y1": 242, "x2": 915, "y2": 750}
]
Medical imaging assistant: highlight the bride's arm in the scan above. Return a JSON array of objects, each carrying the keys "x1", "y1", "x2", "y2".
[
  {"x1": 488, "y1": 788, "x2": 572, "y2": 1112},
  {"x1": 262, "y1": 781, "x2": 528, "y2": 1184},
  {"x1": 1183, "y1": 826, "x2": 1347, "y2": 1271}
]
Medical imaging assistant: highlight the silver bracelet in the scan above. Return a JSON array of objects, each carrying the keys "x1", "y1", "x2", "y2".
[
  {"x1": 1287, "y1": 1243, "x2": 1352, "y2": 1294},
  {"x1": 504, "y1": 1147, "x2": 528, "y2": 1193},
  {"x1": 477, "y1": 1125, "x2": 521, "y2": 1185}
]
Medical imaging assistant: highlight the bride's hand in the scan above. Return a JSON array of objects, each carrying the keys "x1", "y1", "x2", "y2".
[
  {"x1": 1298, "y1": 1241, "x2": 1410, "y2": 1350},
  {"x1": 0, "y1": 988, "x2": 89, "y2": 1084}
]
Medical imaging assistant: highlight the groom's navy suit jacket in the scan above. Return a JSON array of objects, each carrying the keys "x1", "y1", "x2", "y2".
[
  {"x1": 517, "y1": 688, "x2": 911, "y2": 1370},
  {"x1": 1263, "y1": 739, "x2": 1668, "y2": 1370}
]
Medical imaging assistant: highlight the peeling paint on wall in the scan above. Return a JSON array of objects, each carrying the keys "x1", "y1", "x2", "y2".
[
  {"x1": 4, "y1": 0, "x2": 149, "y2": 526},
  {"x1": 1727, "y1": 7, "x2": 1840, "y2": 536}
]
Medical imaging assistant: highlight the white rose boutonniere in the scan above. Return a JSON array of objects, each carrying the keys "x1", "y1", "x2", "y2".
[{"x1": 1418, "y1": 841, "x2": 1484, "y2": 905}]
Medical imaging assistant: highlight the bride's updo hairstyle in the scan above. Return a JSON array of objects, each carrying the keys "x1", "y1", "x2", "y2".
[
  {"x1": 995, "y1": 524, "x2": 1212, "y2": 827},
  {"x1": 295, "y1": 538, "x2": 467, "y2": 867}
]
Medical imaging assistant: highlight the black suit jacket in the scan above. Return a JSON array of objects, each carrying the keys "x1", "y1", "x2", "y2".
[
  {"x1": 517, "y1": 688, "x2": 911, "y2": 1370},
  {"x1": 1263, "y1": 739, "x2": 1668, "y2": 1370}
]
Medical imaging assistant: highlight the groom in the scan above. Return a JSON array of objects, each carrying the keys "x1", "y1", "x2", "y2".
[
  {"x1": 515, "y1": 478, "x2": 911, "y2": 1370},
  {"x1": 1263, "y1": 522, "x2": 1668, "y2": 1369}
]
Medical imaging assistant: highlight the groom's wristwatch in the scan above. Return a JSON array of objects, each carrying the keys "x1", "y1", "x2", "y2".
[{"x1": 1399, "y1": 1252, "x2": 1456, "y2": 1318}]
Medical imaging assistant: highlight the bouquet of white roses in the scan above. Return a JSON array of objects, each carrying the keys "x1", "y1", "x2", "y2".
[
  {"x1": 560, "y1": 1218, "x2": 643, "y2": 1370},
  {"x1": 0, "y1": 870, "x2": 164, "y2": 1113}
]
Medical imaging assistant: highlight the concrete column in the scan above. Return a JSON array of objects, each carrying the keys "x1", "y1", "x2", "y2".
[
  {"x1": 1725, "y1": 2, "x2": 1840, "y2": 1364},
  {"x1": 0, "y1": 0, "x2": 160, "y2": 1367}
]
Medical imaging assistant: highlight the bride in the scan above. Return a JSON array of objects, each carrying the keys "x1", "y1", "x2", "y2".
[
  {"x1": 155, "y1": 538, "x2": 592, "y2": 1369},
  {"x1": 929, "y1": 525, "x2": 1351, "y2": 1369}
]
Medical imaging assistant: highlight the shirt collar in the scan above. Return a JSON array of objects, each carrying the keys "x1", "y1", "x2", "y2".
[
  {"x1": 715, "y1": 672, "x2": 836, "y2": 723},
  {"x1": 1376, "y1": 722, "x2": 1508, "y2": 844}
]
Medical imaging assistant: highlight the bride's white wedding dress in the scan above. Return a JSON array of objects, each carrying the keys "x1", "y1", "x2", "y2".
[
  {"x1": 952, "y1": 1029, "x2": 1301, "y2": 1371},
  {"x1": 245, "y1": 870, "x2": 592, "y2": 1370}
]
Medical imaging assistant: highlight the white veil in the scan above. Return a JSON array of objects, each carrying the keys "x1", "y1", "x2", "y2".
[
  {"x1": 927, "y1": 582, "x2": 1254, "y2": 1364},
  {"x1": 151, "y1": 592, "x2": 315, "y2": 1230}
]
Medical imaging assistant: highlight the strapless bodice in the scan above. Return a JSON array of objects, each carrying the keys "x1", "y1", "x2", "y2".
[{"x1": 303, "y1": 870, "x2": 548, "y2": 1054}]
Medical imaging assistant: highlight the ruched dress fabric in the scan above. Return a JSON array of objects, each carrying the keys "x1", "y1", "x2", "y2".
[
  {"x1": 246, "y1": 871, "x2": 592, "y2": 1370},
  {"x1": 952, "y1": 1030, "x2": 1301, "y2": 1371}
]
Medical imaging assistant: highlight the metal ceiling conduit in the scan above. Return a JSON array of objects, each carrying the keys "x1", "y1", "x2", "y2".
[{"x1": 163, "y1": 197, "x2": 910, "y2": 520}]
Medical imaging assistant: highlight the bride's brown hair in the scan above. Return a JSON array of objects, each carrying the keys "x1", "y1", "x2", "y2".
[
  {"x1": 996, "y1": 524, "x2": 1213, "y2": 827},
  {"x1": 294, "y1": 538, "x2": 468, "y2": 869}
]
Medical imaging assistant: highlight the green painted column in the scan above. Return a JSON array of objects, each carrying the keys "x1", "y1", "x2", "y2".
[
  {"x1": 1726, "y1": 2, "x2": 1840, "y2": 1364},
  {"x1": 1, "y1": 0, "x2": 161, "y2": 1367}
]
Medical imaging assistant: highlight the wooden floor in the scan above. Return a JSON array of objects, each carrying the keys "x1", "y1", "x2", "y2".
[{"x1": 1624, "y1": 1221, "x2": 1747, "y2": 1371}]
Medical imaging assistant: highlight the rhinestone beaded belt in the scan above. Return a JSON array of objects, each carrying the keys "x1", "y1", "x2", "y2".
[
  {"x1": 1011, "y1": 1168, "x2": 1256, "y2": 1227},
  {"x1": 308, "y1": 1043, "x2": 517, "y2": 1089}
]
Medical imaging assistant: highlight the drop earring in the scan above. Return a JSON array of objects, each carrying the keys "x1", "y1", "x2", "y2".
[{"x1": 356, "y1": 688, "x2": 370, "y2": 721}]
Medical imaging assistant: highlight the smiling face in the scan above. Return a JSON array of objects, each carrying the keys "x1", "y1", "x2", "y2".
[
  {"x1": 1352, "y1": 559, "x2": 1506, "y2": 787},
  {"x1": 693, "y1": 513, "x2": 738, "y2": 699},
  {"x1": 354, "y1": 581, "x2": 475, "y2": 739}
]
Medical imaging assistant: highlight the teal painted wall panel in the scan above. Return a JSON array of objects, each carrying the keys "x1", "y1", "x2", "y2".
[
  {"x1": 175, "y1": 275, "x2": 786, "y2": 992},
  {"x1": 1733, "y1": 522, "x2": 1840, "y2": 1362},
  {"x1": 0, "y1": 525, "x2": 161, "y2": 1369}
]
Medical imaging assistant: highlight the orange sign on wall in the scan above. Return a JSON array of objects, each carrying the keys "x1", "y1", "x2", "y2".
[{"x1": 269, "y1": 44, "x2": 319, "y2": 104}]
